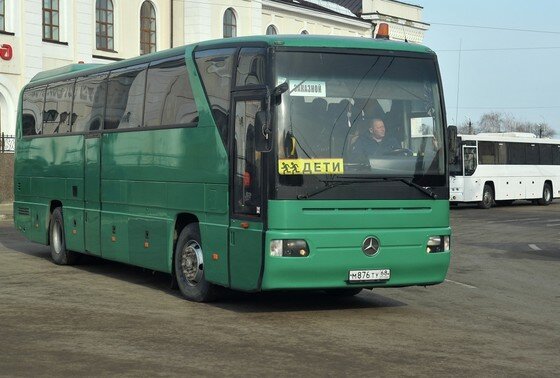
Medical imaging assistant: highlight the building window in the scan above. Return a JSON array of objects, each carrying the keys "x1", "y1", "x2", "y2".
[
  {"x1": 223, "y1": 8, "x2": 236, "y2": 38},
  {"x1": 96, "y1": 0, "x2": 114, "y2": 51},
  {"x1": 140, "y1": 1, "x2": 156, "y2": 55},
  {"x1": 0, "y1": 0, "x2": 5, "y2": 32},
  {"x1": 266, "y1": 25, "x2": 277, "y2": 35},
  {"x1": 301, "y1": 30, "x2": 309, "y2": 35},
  {"x1": 43, "y1": 0, "x2": 60, "y2": 41}
]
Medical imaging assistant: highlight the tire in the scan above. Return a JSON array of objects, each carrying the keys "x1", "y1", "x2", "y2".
[
  {"x1": 537, "y1": 183, "x2": 553, "y2": 206},
  {"x1": 49, "y1": 207, "x2": 78, "y2": 265},
  {"x1": 174, "y1": 224, "x2": 218, "y2": 302},
  {"x1": 324, "y1": 288, "x2": 363, "y2": 297},
  {"x1": 479, "y1": 185, "x2": 494, "y2": 209}
]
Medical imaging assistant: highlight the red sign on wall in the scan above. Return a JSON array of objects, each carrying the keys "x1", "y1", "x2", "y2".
[{"x1": 0, "y1": 44, "x2": 13, "y2": 61}]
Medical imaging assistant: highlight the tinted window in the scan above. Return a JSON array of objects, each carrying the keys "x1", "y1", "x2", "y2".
[
  {"x1": 478, "y1": 141, "x2": 495, "y2": 164},
  {"x1": 553, "y1": 145, "x2": 560, "y2": 165},
  {"x1": 43, "y1": 81, "x2": 75, "y2": 134},
  {"x1": 144, "y1": 57, "x2": 198, "y2": 127},
  {"x1": 507, "y1": 143, "x2": 525, "y2": 164},
  {"x1": 105, "y1": 65, "x2": 147, "y2": 129},
  {"x1": 496, "y1": 142, "x2": 507, "y2": 164},
  {"x1": 236, "y1": 48, "x2": 266, "y2": 86},
  {"x1": 73, "y1": 74, "x2": 107, "y2": 132},
  {"x1": 195, "y1": 48, "x2": 236, "y2": 144},
  {"x1": 22, "y1": 87, "x2": 46, "y2": 136},
  {"x1": 540, "y1": 144, "x2": 553, "y2": 165},
  {"x1": 526, "y1": 143, "x2": 539, "y2": 165}
]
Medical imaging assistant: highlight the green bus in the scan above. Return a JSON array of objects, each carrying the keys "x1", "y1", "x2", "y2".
[{"x1": 14, "y1": 35, "x2": 453, "y2": 302}]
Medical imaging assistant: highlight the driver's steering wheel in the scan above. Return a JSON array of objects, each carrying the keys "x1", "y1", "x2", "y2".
[{"x1": 385, "y1": 148, "x2": 414, "y2": 157}]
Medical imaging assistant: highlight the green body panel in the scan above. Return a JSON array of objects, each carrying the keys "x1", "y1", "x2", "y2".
[
  {"x1": 14, "y1": 36, "x2": 449, "y2": 293},
  {"x1": 229, "y1": 219, "x2": 264, "y2": 291},
  {"x1": 262, "y1": 200, "x2": 450, "y2": 290}
]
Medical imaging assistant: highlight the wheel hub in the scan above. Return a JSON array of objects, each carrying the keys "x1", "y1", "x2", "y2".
[{"x1": 181, "y1": 241, "x2": 204, "y2": 285}]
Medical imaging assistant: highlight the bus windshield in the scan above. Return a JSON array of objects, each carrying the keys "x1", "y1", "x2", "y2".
[{"x1": 274, "y1": 50, "x2": 445, "y2": 198}]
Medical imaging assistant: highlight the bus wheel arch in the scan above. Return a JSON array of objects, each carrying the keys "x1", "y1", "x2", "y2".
[
  {"x1": 479, "y1": 182, "x2": 495, "y2": 209},
  {"x1": 538, "y1": 181, "x2": 553, "y2": 206},
  {"x1": 48, "y1": 206, "x2": 78, "y2": 265},
  {"x1": 47, "y1": 200, "x2": 63, "y2": 245},
  {"x1": 173, "y1": 222, "x2": 218, "y2": 302}
]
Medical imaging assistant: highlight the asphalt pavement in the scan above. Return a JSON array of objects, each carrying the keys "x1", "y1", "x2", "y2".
[{"x1": 0, "y1": 201, "x2": 559, "y2": 376}]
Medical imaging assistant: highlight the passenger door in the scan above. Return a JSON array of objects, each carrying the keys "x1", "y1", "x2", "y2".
[{"x1": 228, "y1": 95, "x2": 267, "y2": 291}]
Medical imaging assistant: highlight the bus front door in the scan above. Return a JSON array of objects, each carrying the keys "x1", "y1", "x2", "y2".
[
  {"x1": 84, "y1": 133, "x2": 102, "y2": 256},
  {"x1": 229, "y1": 96, "x2": 266, "y2": 291}
]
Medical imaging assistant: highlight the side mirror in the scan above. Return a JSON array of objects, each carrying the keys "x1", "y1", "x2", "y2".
[
  {"x1": 447, "y1": 125, "x2": 458, "y2": 164},
  {"x1": 255, "y1": 110, "x2": 272, "y2": 152}
]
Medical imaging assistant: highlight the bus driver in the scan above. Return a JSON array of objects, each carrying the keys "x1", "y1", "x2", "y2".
[{"x1": 348, "y1": 118, "x2": 400, "y2": 165}]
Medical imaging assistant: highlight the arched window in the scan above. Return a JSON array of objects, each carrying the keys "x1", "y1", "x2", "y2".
[
  {"x1": 140, "y1": 1, "x2": 156, "y2": 55},
  {"x1": 266, "y1": 25, "x2": 277, "y2": 35},
  {"x1": 223, "y1": 8, "x2": 237, "y2": 38},
  {"x1": 96, "y1": 0, "x2": 114, "y2": 51},
  {"x1": 43, "y1": 0, "x2": 60, "y2": 41},
  {"x1": 301, "y1": 30, "x2": 309, "y2": 35}
]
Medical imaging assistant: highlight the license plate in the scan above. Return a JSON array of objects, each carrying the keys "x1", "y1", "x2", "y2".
[{"x1": 348, "y1": 269, "x2": 390, "y2": 282}]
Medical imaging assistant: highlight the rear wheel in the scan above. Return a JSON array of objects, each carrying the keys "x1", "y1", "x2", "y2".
[
  {"x1": 479, "y1": 184, "x2": 494, "y2": 209},
  {"x1": 537, "y1": 183, "x2": 553, "y2": 206},
  {"x1": 49, "y1": 207, "x2": 78, "y2": 265},
  {"x1": 174, "y1": 224, "x2": 218, "y2": 302}
]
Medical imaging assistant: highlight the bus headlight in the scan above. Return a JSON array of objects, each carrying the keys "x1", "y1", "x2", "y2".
[
  {"x1": 270, "y1": 240, "x2": 310, "y2": 257},
  {"x1": 427, "y1": 235, "x2": 450, "y2": 253}
]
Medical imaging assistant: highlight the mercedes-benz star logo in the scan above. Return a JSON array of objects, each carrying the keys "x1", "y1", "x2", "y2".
[{"x1": 362, "y1": 237, "x2": 380, "y2": 256}]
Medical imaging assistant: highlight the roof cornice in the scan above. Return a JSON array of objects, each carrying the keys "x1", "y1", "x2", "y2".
[{"x1": 263, "y1": 0, "x2": 372, "y2": 29}]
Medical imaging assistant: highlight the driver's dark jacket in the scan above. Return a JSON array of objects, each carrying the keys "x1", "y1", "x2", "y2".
[{"x1": 347, "y1": 135, "x2": 400, "y2": 165}]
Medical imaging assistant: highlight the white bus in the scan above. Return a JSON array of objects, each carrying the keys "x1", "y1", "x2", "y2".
[{"x1": 449, "y1": 133, "x2": 560, "y2": 208}]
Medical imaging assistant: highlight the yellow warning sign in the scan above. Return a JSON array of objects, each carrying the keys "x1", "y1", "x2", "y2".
[{"x1": 278, "y1": 159, "x2": 344, "y2": 175}]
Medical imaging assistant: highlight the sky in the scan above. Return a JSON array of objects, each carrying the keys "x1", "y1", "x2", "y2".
[{"x1": 412, "y1": 0, "x2": 560, "y2": 132}]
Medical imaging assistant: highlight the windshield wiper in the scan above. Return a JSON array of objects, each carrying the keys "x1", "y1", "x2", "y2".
[
  {"x1": 384, "y1": 178, "x2": 438, "y2": 199},
  {"x1": 297, "y1": 181, "x2": 354, "y2": 200},
  {"x1": 296, "y1": 178, "x2": 438, "y2": 200}
]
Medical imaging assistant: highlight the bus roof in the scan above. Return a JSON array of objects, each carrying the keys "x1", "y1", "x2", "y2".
[
  {"x1": 28, "y1": 35, "x2": 434, "y2": 86},
  {"x1": 459, "y1": 133, "x2": 560, "y2": 145}
]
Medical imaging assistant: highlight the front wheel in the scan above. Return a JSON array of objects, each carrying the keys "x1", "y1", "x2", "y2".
[
  {"x1": 174, "y1": 224, "x2": 218, "y2": 302},
  {"x1": 49, "y1": 207, "x2": 78, "y2": 265},
  {"x1": 479, "y1": 185, "x2": 494, "y2": 209},
  {"x1": 537, "y1": 183, "x2": 553, "y2": 206}
]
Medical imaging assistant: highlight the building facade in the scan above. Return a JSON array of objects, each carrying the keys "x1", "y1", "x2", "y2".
[{"x1": 0, "y1": 0, "x2": 427, "y2": 137}]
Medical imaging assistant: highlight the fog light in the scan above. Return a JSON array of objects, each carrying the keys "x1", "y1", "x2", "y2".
[
  {"x1": 427, "y1": 235, "x2": 450, "y2": 253},
  {"x1": 270, "y1": 240, "x2": 310, "y2": 257}
]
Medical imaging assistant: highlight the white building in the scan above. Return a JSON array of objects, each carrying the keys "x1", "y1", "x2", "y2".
[{"x1": 0, "y1": 0, "x2": 427, "y2": 137}]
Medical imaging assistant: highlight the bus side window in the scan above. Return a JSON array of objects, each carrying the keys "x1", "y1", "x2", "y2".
[
  {"x1": 105, "y1": 65, "x2": 148, "y2": 129},
  {"x1": 43, "y1": 80, "x2": 74, "y2": 135},
  {"x1": 236, "y1": 48, "x2": 266, "y2": 87},
  {"x1": 194, "y1": 48, "x2": 236, "y2": 146},
  {"x1": 22, "y1": 86, "x2": 46, "y2": 136},
  {"x1": 73, "y1": 74, "x2": 107, "y2": 133},
  {"x1": 144, "y1": 57, "x2": 198, "y2": 127}
]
